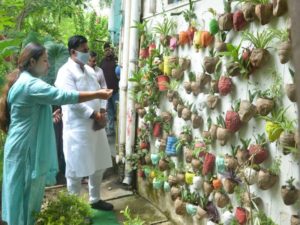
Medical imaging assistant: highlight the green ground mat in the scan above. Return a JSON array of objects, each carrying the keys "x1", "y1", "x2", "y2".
[{"x1": 91, "y1": 209, "x2": 120, "y2": 225}]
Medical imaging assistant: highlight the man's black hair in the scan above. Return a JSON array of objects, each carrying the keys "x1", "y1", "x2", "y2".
[
  {"x1": 68, "y1": 35, "x2": 88, "y2": 54},
  {"x1": 103, "y1": 42, "x2": 111, "y2": 50},
  {"x1": 89, "y1": 51, "x2": 97, "y2": 57}
]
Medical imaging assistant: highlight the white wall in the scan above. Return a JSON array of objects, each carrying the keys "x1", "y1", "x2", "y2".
[{"x1": 136, "y1": 0, "x2": 299, "y2": 224}]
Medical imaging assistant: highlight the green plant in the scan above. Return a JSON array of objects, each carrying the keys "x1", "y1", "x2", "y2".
[
  {"x1": 35, "y1": 191, "x2": 92, "y2": 225},
  {"x1": 182, "y1": 188, "x2": 200, "y2": 205},
  {"x1": 121, "y1": 206, "x2": 145, "y2": 225},
  {"x1": 285, "y1": 177, "x2": 296, "y2": 189},
  {"x1": 253, "y1": 210, "x2": 278, "y2": 225},
  {"x1": 268, "y1": 156, "x2": 281, "y2": 176},
  {"x1": 217, "y1": 115, "x2": 226, "y2": 128},
  {"x1": 153, "y1": 17, "x2": 176, "y2": 39},
  {"x1": 243, "y1": 30, "x2": 274, "y2": 49},
  {"x1": 256, "y1": 71, "x2": 282, "y2": 99},
  {"x1": 234, "y1": 0, "x2": 270, "y2": 4},
  {"x1": 271, "y1": 28, "x2": 289, "y2": 42}
]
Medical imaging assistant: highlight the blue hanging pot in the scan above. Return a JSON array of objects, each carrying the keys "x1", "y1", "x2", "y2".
[
  {"x1": 186, "y1": 203, "x2": 197, "y2": 216},
  {"x1": 166, "y1": 136, "x2": 178, "y2": 156},
  {"x1": 150, "y1": 153, "x2": 160, "y2": 165},
  {"x1": 216, "y1": 156, "x2": 226, "y2": 174},
  {"x1": 153, "y1": 178, "x2": 163, "y2": 189},
  {"x1": 163, "y1": 181, "x2": 171, "y2": 192}
]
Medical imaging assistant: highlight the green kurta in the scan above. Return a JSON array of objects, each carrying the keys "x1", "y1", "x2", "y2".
[{"x1": 2, "y1": 71, "x2": 79, "y2": 225}]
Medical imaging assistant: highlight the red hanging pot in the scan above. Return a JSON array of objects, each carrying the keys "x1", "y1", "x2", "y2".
[
  {"x1": 202, "y1": 153, "x2": 215, "y2": 175},
  {"x1": 153, "y1": 122, "x2": 162, "y2": 137},
  {"x1": 139, "y1": 47, "x2": 149, "y2": 59},
  {"x1": 235, "y1": 207, "x2": 248, "y2": 224},
  {"x1": 156, "y1": 75, "x2": 170, "y2": 91}
]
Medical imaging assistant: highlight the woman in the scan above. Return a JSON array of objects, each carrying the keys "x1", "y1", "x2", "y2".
[{"x1": 0, "y1": 43, "x2": 112, "y2": 225}]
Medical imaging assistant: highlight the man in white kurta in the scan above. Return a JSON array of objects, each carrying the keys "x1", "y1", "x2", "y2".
[{"x1": 55, "y1": 35, "x2": 113, "y2": 211}]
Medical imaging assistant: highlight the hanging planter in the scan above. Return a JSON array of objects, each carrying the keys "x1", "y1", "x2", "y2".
[
  {"x1": 223, "y1": 178, "x2": 237, "y2": 194},
  {"x1": 184, "y1": 147, "x2": 193, "y2": 163},
  {"x1": 169, "y1": 36, "x2": 178, "y2": 50},
  {"x1": 207, "y1": 94, "x2": 219, "y2": 110},
  {"x1": 193, "y1": 30, "x2": 203, "y2": 50},
  {"x1": 203, "y1": 180, "x2": 214, "y2": 196},
  {"x1": 177, "y1": 172, "x2": 186, "y2": 185},
  {"x1": 166, "y1": 136, "x2": 178, "y2": 156},
  {"x1": 243, "y1": 166, "x2": 258, "y2": 185},
  {"x1": 235, "y1": 207, "x2": 248, "y2": 225},
  {"x1": 273, "y1": 0, "x2": 288, "y2": 17},
  {"x1": 255, "y1": 3, "x2": 273, "y2": 25},
  {"x1": 216, "y1": 115, "x2": 231, "y2": 146},
  {"x1": 257, "y1": 169, "x2": 278, "y2": 190},
  {"x1": 191, "y1": 79, "x2": 201, "y2": 96},
  {"x1": 281, "y1": 177, "x2": 299, "y2": 205},
  {"x1": 256, "y1": 98, "x2": 274, "y2": 116},
  {"x1": 148, "y1": 43, "x2": 156, "y2": 56},
  {"x1": 214, "y1": 191, "x2": 230, "y2": 208},
  {"x1": 168, "y1": 174, "x2": 178, "y2": 187},
  {"x1": 236, "y1": 140, "x2": 250, "y2": 165},
  {"x1": 186, "y1": 203, "x2": 198, "y2": 216},
  {"x1": 150, "y1": 153, "x2": 160, "y2": 165},
  {"x1": 177, "y1": 103, "x2": 184, "y2": 118},
  {"x1": 209, "y1": 124, "x2": 218, "y2": 141},
  {"x1": 285, "y1": 84, "x2": 296, "y2": 102},
  {"x1": 225, "y1": 102, "x2": 242, "y2": 133},
  {"x1": 216, "y1": 156, "x2": 226, "y2": 174},
  {"x1": 218, "y1": 13, "x2": 233, "y2": 31},
  {"x1": 248, "y1": 134, "x2": 269, "y2": 164},
  {"x1": 178, "y1": 31, "x2": 190, "y2": 46},
  {"x1": 278, "y1": 40, "x2": 291, "y2": 64},
  {"x1": 153, "y1": 122, "x2": 162, "y2": 138},
  {"x1": 291, "y1": 215, "x2": 300, "y2": 225},
  {"x1": 153, "y1": 178, "x2": 164, "y2": 189},
  {"x1": 187, "y1": 26, "x2": 197, "y2": 43},
  {"x1": 178, "y1": 57, "x2": 191, "y2": 71},
  {"x1": 201, "y1": 31, "x2": 214, "y2": 48},
  {"x1": 192, "y1": 158, "x2": 201, "y2": 171},
  {"x1": 238, "y1": 99, "x2": 257, "y2": 123},
  {"x1": 158, "y1": 158, "x2": 169, "y2": 171},
  {"x1": 156, "y1": 75, "x2": 170, "y2": 91},
  {"x1": 279, "y1": 131, "x2": 296, "y2": 155},
  {"x1": 233, "y1": 10, "x2": 247, "y2": 31},
  {"x1": 202, "y1": 153, "x2": 216, "y2": 176},
  {"x1": 204, "y1": 55, "x2": 220, "y2": 74},
  {"x1": 224, "y1": 154, "x2": 238, "y2": 171},
  {"x1": 222, "y1": 210, "x2": 235, "y2": 225},
  {"x1": 171, "y1": 186, "x2": 181, "y2": 201},
  {"x1": 218, "y1": 75, "x2": 232, "y2": 96},
  {"x1": 182, "y1": 107, "x2": 192, "y2": 121},
  {"x1": 185, "y1": 172, "x2": 195, "y2": 185},
  {"x1": 242, "y1": 3, "x2": 256, "y2": 21},
  {"x1": 191, "y1": 113, "x2": 203, "y2": 129},
  {"x1": 163, "y1": 181, "x2": 171, "y2": 192},
  {"x1": 183, "y1": 81, "x2": 192, "y2": 94},
  {"x1": 174, "y1": 198, "x2": 186, "y2": 215},
  {"x1": 192, "y1": 175, "x2": 203, "y2": 190},
  {"x1": 171, "y1": 67, "x2": 184, "y2": 80},
  {"x1": 139, "y1": 47, "x2": 149, "y2": 59},
  {"x1": 196, "y1": 205, "x2": 208, "y2": 220}
]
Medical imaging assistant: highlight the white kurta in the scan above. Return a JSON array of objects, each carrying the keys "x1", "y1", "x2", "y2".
[{"x1": 55, "y1": 58, "x2": 112, "y2": 178}]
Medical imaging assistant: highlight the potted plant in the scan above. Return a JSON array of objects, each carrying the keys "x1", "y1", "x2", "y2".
[
  {"x1": 208, "y1": 8, "x2": 219, "y2": 35},
  {"x1": 203, "y1": 179, "x2": 214, "y2": 196},
  {"x1": 153, "y1": 17, "x2": 176, "y2": 47},
  {"x1": 202, "y1": 152, "x2": 216, "y2": 176},
  {"x1": 235, "y1": 138, "x2": 250, "y2": 165},
  {"x1": 291, "y1": 215, "x2": 300, "y2": 225},
  {"x1": 218, "y1": 0, "x2": 233, "y2": 31},
  {"x1": 254, "y1": 0, "x2": 273, "y2": 25},
  {"x1": 204, "y1": 49, "x2": 220, "y2": 74},
  {"x1": 248, "y1": 133, "x2": 269, "y2": 164},
  {"x1": 152, "y1": 169, "x2": 166, "y2": 189},
  {"x1": 191, "y1": 110, "x2": 203, "y2": 129},
  {"x1": 281, "y1": 177, "x2": 299, "y2": 205},
  {"x1": 223, "y1": 172, "x2": 239, "y2": 194},
  {"x1": 170, "y1": 185, "x2": 181, "y2": 201},
  {"x1": 166, "y1": 80, "x2": 179, "y2": 102},
  {"x1": 174, "y1": 197, "x2": 186, "y2": 215},
  {"x1": 235, "y1": 207, "x2": 248, "y2": 225},
  {"x1": 196, "y1": 195, "x2": 208, "y2": 220},
  {"x1": 216, "y1": 115, "x2": 231, "y2": 146},
  {"x1": 257, "y1": 156, "x2": 281, "y2": 190},
  {"x1": 181, "y1": 104, "x2": 192, "y2": 121},
  {"x1": 158, "y1": 151, "x2": 171, "y2": 171},
  {"x1": 285, "y1": 69, "x2": 296, "y2": 102},
  {"x1": 273, "y1": 0, "x2": 288, "y2": 17},
  {"x1": 240, "y1": 1, "x2": 256, "y2": 22},
  {"x1": 272, "y1": 28, "x2": 291, "y2": 64},
  {"x1": 166, "y1": 135, "x2": 178, "y2": 156},
  {"x1": 225, "y1": 101, "x2": 242, "y2": 133},
  {"x1": 233, "y1": 9, "x2": 247, "y2": 31},
  {"x1": 214, "y1": 189, "x2": 230, "y2": 208},
  {"x1": 242, "y1": 29, "x2": 274, "y2": 68},
  {"x1": 279, "y1": 118, "x2": 296, "y2": 155},
  {"x1": 238, "y1": 90, "x2": 257, "y2": 123},
  {"x1": 255, "y1": 71, "x2": 281, "y2": 116},
  {"x1": 218, "y1": 74, "x2": 233, "y2": 96}
]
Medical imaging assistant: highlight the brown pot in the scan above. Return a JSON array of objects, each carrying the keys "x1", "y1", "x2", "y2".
[
  {"x1": 255, "y1": 3, "x2": 273, "y2": 25},
  {"x1": 248, "y1": 144, "x2": 269, "y2": 164},
  {"x1": 291, "y1": 215, "x2": 300, "y2": 225},
  {"x1": 281, "y1": 185, "x2": 299, "y2": 205},
  {"x1": 176, "y1": 104, "x2": 184, "y2": 118},
  {"x1": 215, "y1": 41, "x2": 227, "y2": 52},
  {"x1": 210, "y1": 79, "x2": 219, "y2": 93},
  {"x1": 171, "y1": 68, "x2": 184, "y2": 80},
  {"x1": 199, "y1": 73, "x2": 212, "y2": 87},
  {"x1": 196, "y1": 206, "x2": 207, "y2": 220},
  {"x1": 209, "y1": 124, "x2": 218, "y2": 140},
  {"x1": 167, "y1": 90, "x2": 176, "y2": 102},
  {"x1": 179, "y1": 58, "x2": 191, "y2": 70},
  {"x1": 273, "y1": 0, "x2": 288, "y2": 17},
  {"x1": 257, "y1": 169, "x2": 278, "y2": 190},
  {"x1": 224, "y1": 154, "x2": 238, "y2": 170},
  {"x1": 158, "y1": 159, "x2": 169, "y2": 171},
  {"x1": 168, "y1": 175, "x2": 178, "y2": 187},
  {"x1": 207, "y1": 94, "x2": 219, "y2": 110},
  {"x1": 203, "y1": 181, "x2": 213, "y2": 196},
  {"x1": 184, "y1": 81, "x2": 192, "y2": 94},
  {"x1": 137, "y1": 108, "x2": 146, "y2": 118},
  {"x1": 285, "y1": 83, "x2": 296, "y2": 102},
  {"x1": 279, "y1": 132, "x2": 296, "y2": 155},
  {"x1": 181, "y1": 108, "x2": 191, "y2": 121},
  {"x1": 174, "y1": 198, "x2": 186, "y2": 215},
  {"x1": 202, "y1": 131, "x2": 211, "y2": 139},
  {"x1": 170, "y1": 187, "x2": 181, "y2": 201},
  {"x1": 216, "y1": 127, "x2": 231, "y2": 146},
  {"x1": 238, "y1": 100, "x2": 257, "y2": 123},
  {"x1": 226, "y1": 61, "x2": 241, "y2": 77},
  {"x1": 177, "y1": 172, "x2": 186, "y2": 185},
  {"x1": 242, "y1": 3, "x2": 256, "y2": 21},
  {"x1": 250, "y1": 48, "x2": 269, "y2": 68},
  {"x1": 214, "y1": 191, "x2": 230, "y2": 208},
  {"x1": 278, "y1": 41, "x2": 291, "y2": 64},
  {"x1": 256, "y1": 97, "x2": 274, "y2": 116},
  {"x1": 295, "y1": 131, "x2": 300, "y2": 148},
  {"x1": 204, "y1": 56, "x2": 219, "y2": 74},
  {"x1": 184, "y1": 148, "x2": 193, "y2": 163},
  {"x1": 192, "y1": 158, "x2": 201, "y2": 171},
  {"x1": 191, "y1": 81, "x2": 201, "y2": 96},
  {"x1": 145, "y1": 154, "x2": 151, "y2": 164},
  {"x1": 223, "y1": 178, "x2": 237, "y2": 194},
  {"x1": 236, "y1": 148, "x2": 249, "y2": 165},
  {"x1": 192, "y1": 114, "x2": 203, "y2": 129},
  {"x1": 161, "y1": 112, "x2": 172, "y2": 122},
  {"x1": 218, "y1": 13, "x2": 233, "y2": 31}
]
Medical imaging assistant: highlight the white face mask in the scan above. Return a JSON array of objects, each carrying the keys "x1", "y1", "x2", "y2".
[{"x1": 75, "y1": 50, "x2": 89, "y2": 64}]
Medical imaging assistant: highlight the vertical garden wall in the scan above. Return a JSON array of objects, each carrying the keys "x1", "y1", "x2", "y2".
[{"x1": 126, "y1": 0, "x2": 300, "y2": 224}]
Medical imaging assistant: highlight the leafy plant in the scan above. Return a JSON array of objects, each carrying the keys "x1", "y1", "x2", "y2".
[
  {"x1": 217, "y1": 115, "x2": 226, "y2": 128},
  {"x1": 256, "y1": 71, "x2": 282, "y2": 99},
  {"x1": 153, "y1": 17, "x2": 176, "y2": 39},
  {"x1": 121, "y1": 206, "x2": 145, "y2": 225},
  {"x1": 271, "y1": 28, "x2": 289, "y2": 42},
  {"x1": 268, "y1": 156, "x2": 281, "y2": 176},
  {"x1": 243, "y1": 30, "x2": 274, "y2": 49},
  {"x1": 234, "y1": 0, "x2": 270, "y2": 4},
  {"x1": 35, "y1": 191, "x2": 92, "y2": 225},
  {"x1": 253, "y1": 211, "x2": 278, "y2": 225}
]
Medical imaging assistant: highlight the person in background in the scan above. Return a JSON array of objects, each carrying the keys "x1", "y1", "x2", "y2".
[
  {"x1": 100, "y1": 42, "x2": 119, "y2": 136},
  {"x1": 0, "y1": 42, "x2": 112, "y2": 225},
  {"x1": 55, "y1": 35, "x2": 114, "y2": 211}
]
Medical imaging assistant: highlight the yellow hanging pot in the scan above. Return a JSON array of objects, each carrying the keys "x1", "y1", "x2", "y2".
[
  {"x1": 185, "y1": 172, "x2": 195, "y2": 185},
  {"x1": 265, "y1": 121, "x2": 283, "y2": 142}
]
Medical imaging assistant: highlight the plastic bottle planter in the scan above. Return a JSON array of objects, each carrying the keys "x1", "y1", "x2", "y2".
[
  {"x1": 216, "y1": 156, "x2": 226, "y2": 174},
  {"x1": 185, "y1": 172, "x2": 195, "y2": 185},
  {"x1": 186, "y1": 203, "x2": 197, "y2": 216},
  {"x1": 192, "y1": 176, "x2": 203, "y2": 190},
  {"x1": 166, "y1": 136, "x2": 178, "y2": 156},
  {"x1": 150, "y1": 153, "x2": 160, "y2": 165},
  {"x1": 143, "y1": 167, "x2": 151, "y2": 178},
  {"x1": 153, "y1": 178, "x2": 163, "y2": 189},
  {"x1": 163, "y1": 181, "x2": 171, "y2": 192},
  {"x1": 222, "y1": 210, "x2": 235, "y2": 225},
  {"x1": 156, "y1": 75, "x2": 170, "y2": 91}
]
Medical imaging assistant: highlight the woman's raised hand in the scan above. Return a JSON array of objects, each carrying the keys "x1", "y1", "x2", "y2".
[{"x1": 98, "y1": 89, "x2": 113, "y2": 99}]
